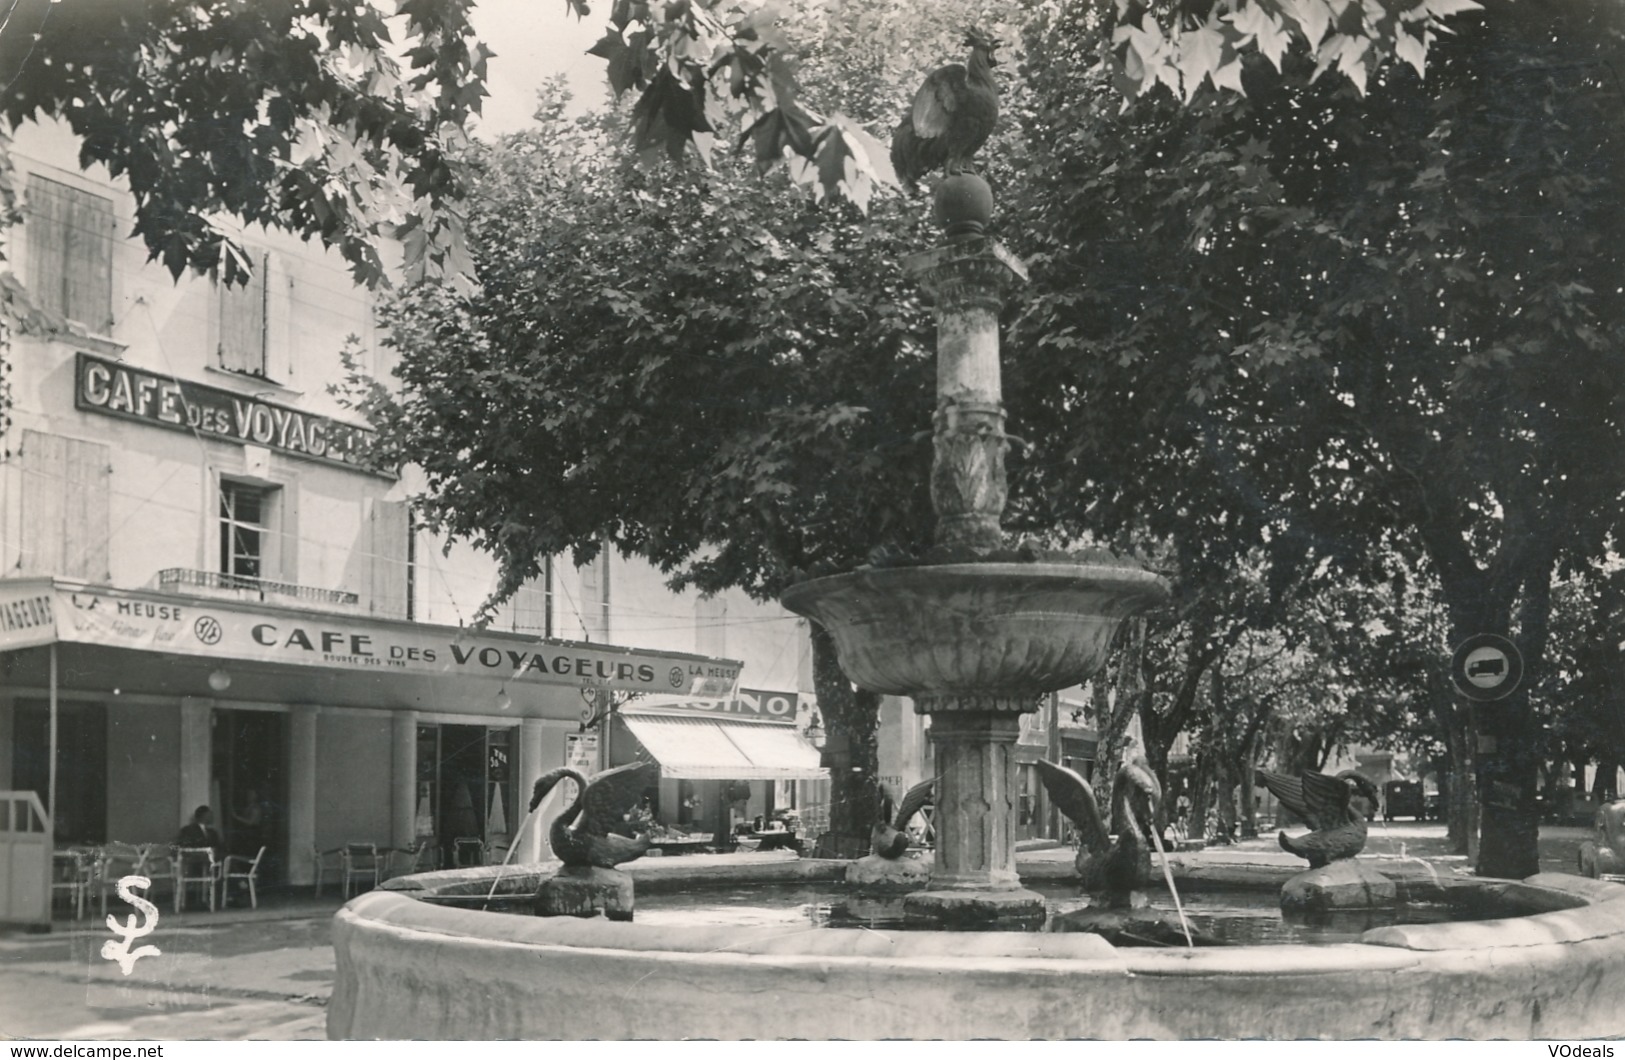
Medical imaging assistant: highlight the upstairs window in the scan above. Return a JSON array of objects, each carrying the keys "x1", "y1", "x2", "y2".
[
  {"x1": 218, "y1": 252, "x2": 269, "y2": 377},
  {"x1": 25, "y1": 174, "x2": 114, "y2": 332},
  {"x1": 219, "y1": 481, "x2": 270, "y2": 584}
]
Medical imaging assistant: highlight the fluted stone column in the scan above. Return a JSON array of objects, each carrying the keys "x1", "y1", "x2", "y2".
[
  {"x1": 918, "y1": 711, "x2": 1022, "y2": 888},
  {"x1": 902, "y1": 704, "x2": 1044, "y2": 925},
  {"x1": 899, "y1": 188, "x2": 1044, "y2": 926},
  {"x1": 906, "y1": 229, "x2": 1027, "y2": 554}
]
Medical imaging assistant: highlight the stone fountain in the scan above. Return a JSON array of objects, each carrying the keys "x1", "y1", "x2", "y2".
[
  {"x1": 326, "y1": 178, "x2": 1625, "y2": 1042},
  {"x1": 781, "y1": 177, "x2": 1167, "y2": 927}
]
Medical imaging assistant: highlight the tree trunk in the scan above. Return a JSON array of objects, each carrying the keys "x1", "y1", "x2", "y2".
[
  {"x1": 1097, "y1": 619, "x2": 1146, "y2": 776},
  {"x1": 1213, "y1": 756, "x2": 1237, "y2": 845},
  {"x1": 1442, "y1": 563, "x2": 1549, "y2": 880},
  {"x1": 1594, "y1": 758, "x2": 1620, "y2": 803},
  {"x1": 808, "y1": 622, "x2": 882, "y2": 858},
  {"x1": 1238, "y1": 730, "x2": 1259, "y2": 839},
  {"x1": 1430, "y1": 696, "x2": 1473, "y2": 853},
  {"x1": 1189, "y1": 752, "x2": 1213, "y2": 844},
  {"x1": 1448, "y1": 723, "x2": 1475, "y2": 855},
  {"x1": 1207, "y1": 667, "x2": 1237, "y2": 843}
]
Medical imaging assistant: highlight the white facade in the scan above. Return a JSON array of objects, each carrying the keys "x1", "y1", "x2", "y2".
[{"x1": 0, "y1": 118, "x2": 816, "y2": 902}]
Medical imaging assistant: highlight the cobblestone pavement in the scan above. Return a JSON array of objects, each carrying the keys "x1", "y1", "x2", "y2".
[{"x1": 0, "y1": 825, "x2": 1597, "y2": 1041}]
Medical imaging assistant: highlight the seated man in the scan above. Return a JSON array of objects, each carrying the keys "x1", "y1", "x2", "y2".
[{"x1": 176, "y1": 805, "x2": 223, "y2": 857}]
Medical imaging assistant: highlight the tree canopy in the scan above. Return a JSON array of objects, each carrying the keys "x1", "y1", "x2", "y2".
[
  {"x1": 1007, "y1": 0, "x2": 1625, "y2": 875},
  {"x1": 1, "y1": 0, "x2": 490, "y2": 289},
  {"x1": 348, "y1": 79, "x2": 945, "y2": 847},
  {"x1": 0, "y1": 0, "x2": 505, "y2": 440},
  {"x1": 592, "y1": 0, "x2": 1485, "y2": 208},
  {"x1": 351, "y1": 0, "x2": 1618, "y2": 873},
  {"x1": 0, "y1": 0, "x2": 1485, "y2": 440}
]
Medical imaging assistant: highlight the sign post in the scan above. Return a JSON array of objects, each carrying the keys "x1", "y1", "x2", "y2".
[
  {"x1": 1450, "y1": 633, "x2": 1523, "y2": 702},
  {"x1": 1451, "y1": 632, "x2": 1536, "y2": 878}
]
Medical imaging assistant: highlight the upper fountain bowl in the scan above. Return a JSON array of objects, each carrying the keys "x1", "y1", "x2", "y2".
[{"x1": 780, "y1": 560, "x2": 1169, "y2": 706}]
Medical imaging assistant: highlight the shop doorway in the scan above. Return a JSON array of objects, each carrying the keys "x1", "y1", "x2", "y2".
[
  {"x1": 12, "y1": 699, "x2": 106, "y2": 845},
  {"x1": 417, "y1": 724, "x2": 516, "y2": 868},
  {"x1": 212, "y1": 709, "x2": 287, "y2": 884}
]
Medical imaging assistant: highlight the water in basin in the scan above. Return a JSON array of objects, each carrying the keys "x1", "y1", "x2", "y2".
[{"x1": 630, "y1": 881, "x2": 1478, "y2": 945}]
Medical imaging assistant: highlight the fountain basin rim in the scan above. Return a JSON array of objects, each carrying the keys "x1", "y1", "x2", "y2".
[
  {"x1": 331, "y1": 866, "x2": 1625, "y2": 1039},
  {"x1": 781, "y1": 560, "x2": 1172, "y2": 604}
]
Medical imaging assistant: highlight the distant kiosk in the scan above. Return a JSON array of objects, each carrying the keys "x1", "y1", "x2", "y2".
[{"x1": 1451, "y1": 633, "x2": 1524, "y2": 702}]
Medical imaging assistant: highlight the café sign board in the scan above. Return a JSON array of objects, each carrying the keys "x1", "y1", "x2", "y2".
[
  {"x1": 74, "y1": 352, "x2": 380, "y2": 473},
  {"x1": 630, "y1": 689, "x2": 800, "y2": 724},
  {"x1": 0, "y1": 580, "x2": 57, "y2": 652},
  {"x1": 10, "y1": 580, "x2": 742, "y2": 698}
]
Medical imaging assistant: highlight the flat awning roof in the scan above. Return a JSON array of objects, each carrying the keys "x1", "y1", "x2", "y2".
[
  {"x1": 621, "y1": 715, "x2": 828, "y2": 781},
  {"x1": 0, "y1": 577, "x2": 742, "y2": 717}
]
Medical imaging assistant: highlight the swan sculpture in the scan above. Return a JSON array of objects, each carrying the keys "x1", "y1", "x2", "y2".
[
  {"x1": 1037, "y1": 754, "x2": 1226, "y2": 946},
  {"x1": 1033, "y1": 747, "x2": 1222, "y2": 949},
  {"x1": 1036, "y1": 755, "x2": 1161, "y2": 907},
  {"x1": 1255, "y1": 769, "x2": 1378, "y2": 869},
  {"x1": 871, "y1": 778, "x2": 935, "y2": 859},
  {"x1": 530, "y1": 760, "x2": 658, "y2": 869}
]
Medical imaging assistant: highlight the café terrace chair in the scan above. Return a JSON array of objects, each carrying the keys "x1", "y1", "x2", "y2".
[
  {"x1": 312, "y1": 845, "x2": 345, "y2": 896},
  {"x1": 139, "y1": 844, "x2": 178, "y2": 909},
  {"x1": 341, "y1": 842, "x2": 381, "y2": 898},
  {"x1": 384, "y1": 838, "x2": 435, "y2": 881},
  {"x1": 452, "y1": 836, "x2": 486, "y2": 868},
  {"x1": 174, "y1": 846, "x2": 220, "y2": 913},
  {"x1": 51, "y1": 850, "x2": 92, "y2": 921},
  {"x1": 218, "y1": 846, "x2": 267, "y2": 909},
  {"x1": 94, "y1": 842, "x2": 148, "y2": 918}
]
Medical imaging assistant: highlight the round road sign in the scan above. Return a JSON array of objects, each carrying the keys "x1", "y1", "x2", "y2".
[{"x1": 1450, "y1": 633, "x2": 1524, "y2": 702}]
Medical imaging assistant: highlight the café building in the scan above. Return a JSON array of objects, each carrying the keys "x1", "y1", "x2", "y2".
[
  {"x1": 0, "y1": 576, "x2": 742, "y2": 893},
  {"x1": 0, "y1": 128, "x2": 764, "y2": 922}
]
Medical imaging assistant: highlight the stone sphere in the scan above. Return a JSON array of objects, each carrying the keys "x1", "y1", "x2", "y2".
[{"x1": 933, "y1": 173, "x2": 993, "y2": 237}]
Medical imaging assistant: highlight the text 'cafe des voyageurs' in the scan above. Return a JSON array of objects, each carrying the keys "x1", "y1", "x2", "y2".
[{"x1": 0, "y1": 576, "x2": 754, "y2": 887}]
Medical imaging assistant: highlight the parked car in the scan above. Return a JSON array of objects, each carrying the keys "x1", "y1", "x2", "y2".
[
  {"x1": 1579, "y1": 799, "x2": 1625, "y2": 880},
  {"x1": 1384, "y1": 780, "x2": 1425, "y2": 821}
]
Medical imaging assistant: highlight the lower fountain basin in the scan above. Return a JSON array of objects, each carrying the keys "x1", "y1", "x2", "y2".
[
  {"x1": 329, "y1": 860, "x2": 1625, "y2": 1039},
  {"x1": 633, "y1": 882, "x2": 1493, "y2": 945}
]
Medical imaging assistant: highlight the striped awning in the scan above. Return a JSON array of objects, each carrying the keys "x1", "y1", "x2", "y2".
[{"x1": 620, "y1": 714, "x2": 828, "y2": 781}]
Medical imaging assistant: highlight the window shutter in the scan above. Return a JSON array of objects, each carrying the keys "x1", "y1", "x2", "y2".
[
  {"x1": 218, "y1": 251, "x2": 268, "y2": 375},
  {"x1": 26, "y1": 175, "x2": 113, "y2": 331},
  {"x1": 19, "y1": 429, "x2": 110, "y2": 580},
  {"x1": 509, "y1": 581, "x2": 551, "y2": 634},
  {"x1": 25, "y1": 177, "x2": 69, "y2": 320},
  {"x1": 63, "y1": 433, "x2": 112, "y2": 580},
  {"x1": 370, "y1": 499, "x2": 411, "y2": 618},
  {"x1": 65, "y1": 184, "x2": 115, "y2": 333}
]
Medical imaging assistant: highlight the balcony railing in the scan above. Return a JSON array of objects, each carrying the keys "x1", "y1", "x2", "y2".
[{"x1": 159, "y1": 568, "x2": 360, "y2": 606}]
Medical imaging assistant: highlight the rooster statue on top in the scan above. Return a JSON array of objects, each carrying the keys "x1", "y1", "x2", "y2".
[{"x1": 890, "y1": 28, "x2": 1001, "y2": 192}]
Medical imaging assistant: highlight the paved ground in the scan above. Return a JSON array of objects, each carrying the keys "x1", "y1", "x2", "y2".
[
  {"x1": 0, "y1": 823, "x2": 1597, "y2": 1042},
  {"x1": 1019, "y1": 820, "x2": 1594, "y2": 878}
]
